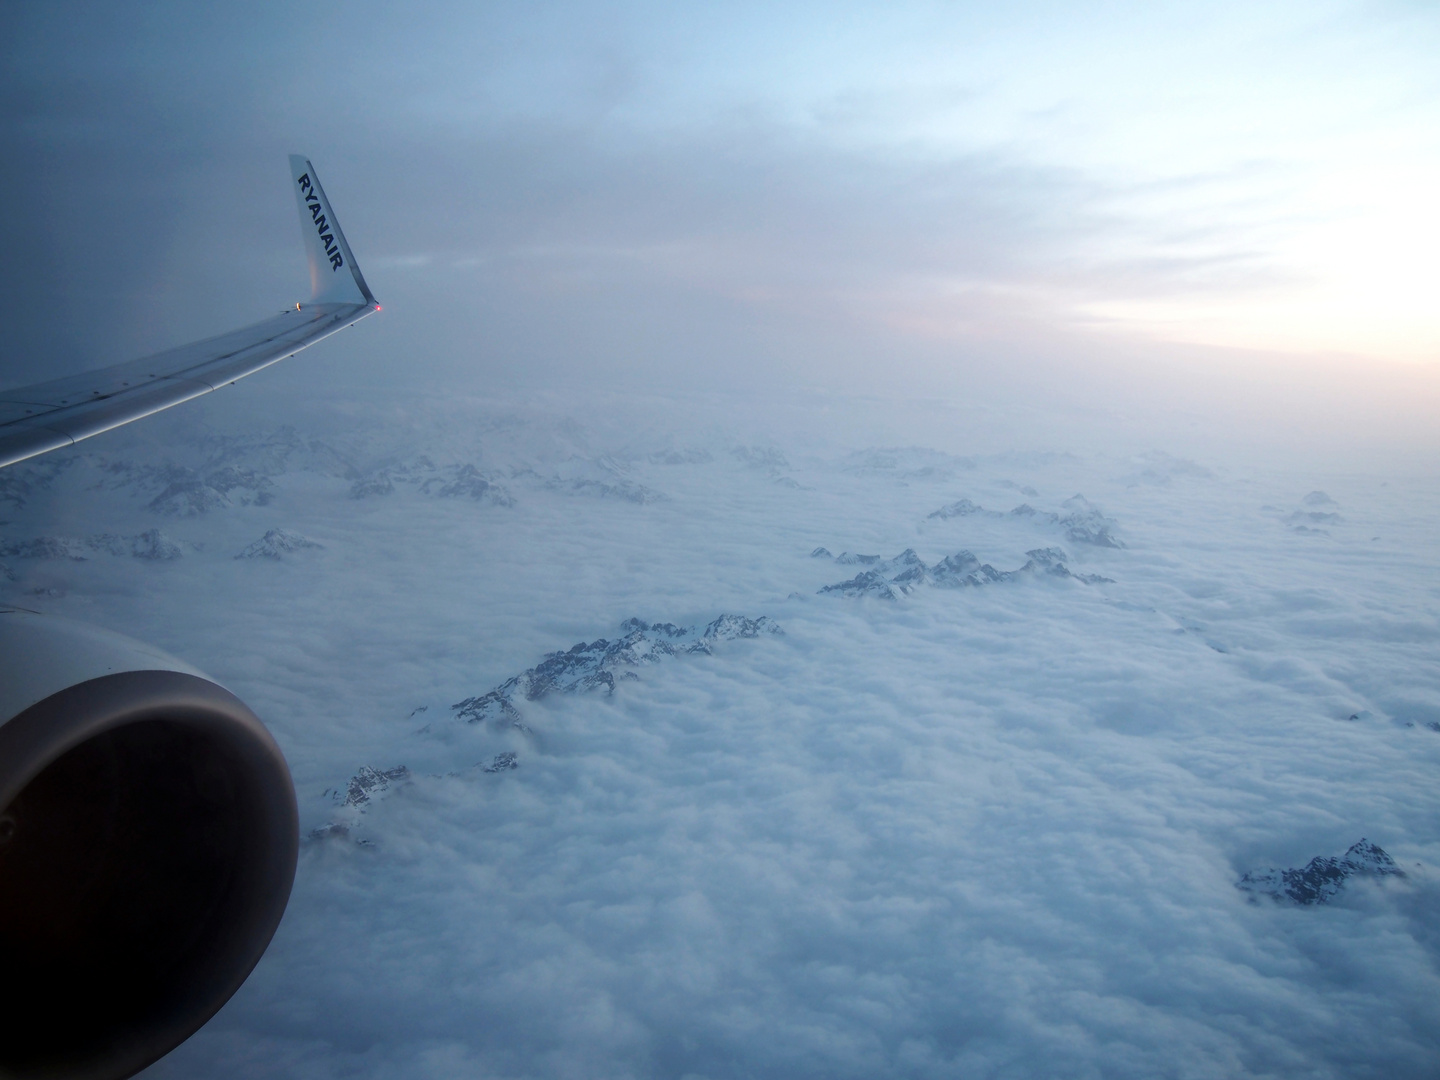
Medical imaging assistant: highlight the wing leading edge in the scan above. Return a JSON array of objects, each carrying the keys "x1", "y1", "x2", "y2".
[{"x1": 0, "y1": 157, "x2": 379, "y2": 470}]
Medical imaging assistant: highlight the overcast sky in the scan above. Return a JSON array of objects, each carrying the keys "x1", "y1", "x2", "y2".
[{"x1": 3, "y1": 1, "x2": 1439, "y2": 421}]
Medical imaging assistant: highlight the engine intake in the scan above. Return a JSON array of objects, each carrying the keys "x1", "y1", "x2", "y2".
[{"x1": 0, "y1": 611, "x2": 298, "y2": 1080}]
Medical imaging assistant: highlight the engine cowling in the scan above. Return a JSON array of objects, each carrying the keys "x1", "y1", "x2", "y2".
[{"x1": 0, "y1": 608, "x2": 298, "y2": 1080}]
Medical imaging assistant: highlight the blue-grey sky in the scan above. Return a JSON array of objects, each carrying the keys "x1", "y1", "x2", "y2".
[{"x1": 3, "y1": 1, "x2": 1438, "y2": 396}]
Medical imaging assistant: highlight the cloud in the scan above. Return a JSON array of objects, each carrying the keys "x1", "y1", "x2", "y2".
[
  {"x1": 4, "y1": 384, "x2": 1440, "y2": 1077},
  {"x1": 6, "y1": 0, "x2": 1438, "y2": 397}
]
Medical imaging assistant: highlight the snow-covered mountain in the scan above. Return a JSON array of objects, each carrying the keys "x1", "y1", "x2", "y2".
[
  {"x1": 817, "y1": 546, "x2": 1111, "y2": 599},
  {"x1": 1237, "y1": 839, "x2": 1406, "y2": 905},
  {"x1": 927, "y1": 493, "x2": 1123, "y2": 547},
  {"x1": 235, "y1": 529, "x2": 323, "y2": 560},
  {"x1": 452, "y1": 615, "x2": 784, "y2": 729},
  {"x1": 0, "y1": 528, "x2": 184, "y2": 561}
]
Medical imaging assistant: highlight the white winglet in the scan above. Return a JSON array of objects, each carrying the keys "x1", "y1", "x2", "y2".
[
  {"x1": 288, "y1": 155, "x2": 375, "y2": 305},
  {"x1": 0, "y1": 157, "x2": 379, "y2": 469}
]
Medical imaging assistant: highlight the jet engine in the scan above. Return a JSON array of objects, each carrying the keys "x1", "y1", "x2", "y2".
[{"x1": 0, "y1": 608, "x2": 298, "y2": 1080}]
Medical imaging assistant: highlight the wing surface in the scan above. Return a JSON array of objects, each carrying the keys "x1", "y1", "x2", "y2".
[{"x1": 0, "y1": 157, "x2": 378, "y2": 470}]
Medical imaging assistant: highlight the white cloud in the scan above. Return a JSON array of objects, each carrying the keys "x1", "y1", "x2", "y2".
[{"x1": 5, "y1": 383, "x2": 1438, "y2": 1077}]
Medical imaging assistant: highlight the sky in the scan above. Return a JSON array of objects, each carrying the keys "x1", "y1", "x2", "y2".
[{"x1": 2, "y1": 0, "x2": 1439, "y2": 401}]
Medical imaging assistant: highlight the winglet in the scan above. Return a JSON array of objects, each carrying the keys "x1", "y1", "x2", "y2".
[{"x1": 288, "y1": 155, "x2": 376, "y2": 305}]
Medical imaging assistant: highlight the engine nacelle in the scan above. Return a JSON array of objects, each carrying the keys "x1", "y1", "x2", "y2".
[{"x1": 0, "y1": 608, "x2": 298, "y2": 1080}]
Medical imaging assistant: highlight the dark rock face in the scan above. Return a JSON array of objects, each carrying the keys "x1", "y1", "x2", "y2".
[
  {"x1": 483, "y1": 753, "x2": 518, "y2": 773},
  {"x1": 452, "y1": 615, "x2": 784, "y2": 728},
  {"x1": 819, "y1": 547, "x2": 1112, "y2": 599},
  {"x1": 1236, "y1": 839, "x2": 1405, "y2": 905},
  {"x1": 810, "y1": 547, "x2": 833, "y2": 558}
]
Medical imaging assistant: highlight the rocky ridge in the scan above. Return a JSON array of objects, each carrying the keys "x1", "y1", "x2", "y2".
[
  {"x1": 818, "y1": 547, "x2": 1112, "y2": 600},
  {"x1": 235, "y1": 529, "x2": 324, "y2": 560},
  {"x1": 1236, "y1": 839, "x2": 1405, "y2": 905},
  {"x1": 313, "y1": 615, "x2": 785, "y2": 843},
  {"x1": 108, "y1": 463, "x2": 277, "y2": 517},
  {"x1": 841, "y1": 447, "x2": 976, "y2": 482},
  {"x1": 453, "y1": 614, "x2": 785, "y2": 729},
  {"x1": 0, "y1": 457, "x2": 74, "y2": 510},
  {"x1": 1265, "y1": 490, "x2": 1347, "y2": 535},
  {"x1": 647, "y1": 447, "x2": 713, "y2": 465},
  {"x1": 928, "y1": 493, "x2": 1123, "y2": 548},
  {"x1": 0, "y1": 529, "x2": 185, "y2": 561},
  {"x1": 543, "y1": 476, "x2": 665, "y2": 503},
  {"x1": 310, "y1": 765, "x2": 413, "y2": 842},
  {"x1": 350, "y1": 455, "x2": 668, "y2": 505},
  {"x1": 1120, "y1": 451, "x2": 1214, "y2": 486},
  {"x1": 349, "y1": 459, "x2": 515, "y2": 505},
  {"x1": 327, "y1": 765, "x2": 412, "y2": 809},
  {"x1": 732, "y1": 446, "x2": 800, "y2": 488},
  {"x1": 192, "y1": 425, "x2": 360, "y2": 480}
]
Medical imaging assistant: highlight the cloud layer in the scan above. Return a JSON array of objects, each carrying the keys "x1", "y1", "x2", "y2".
[{"x1": 4, "y1": 384, "x2": 1438, "y2": 1077}]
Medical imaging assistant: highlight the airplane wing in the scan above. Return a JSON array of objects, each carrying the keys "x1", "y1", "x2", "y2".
[{"x1": 0, "y1": 156, "x2": 379, "y2": 470}]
